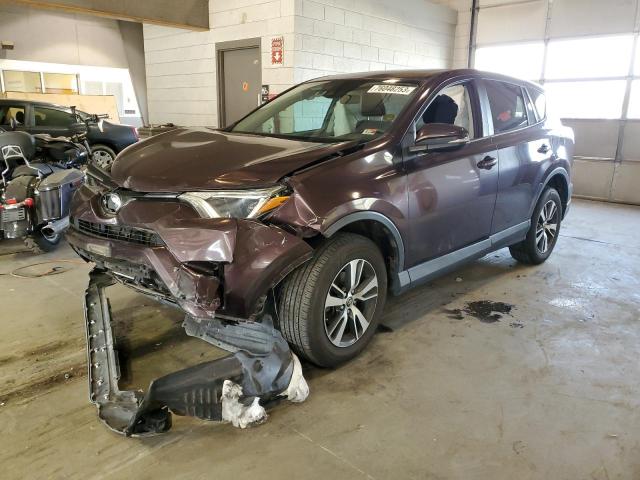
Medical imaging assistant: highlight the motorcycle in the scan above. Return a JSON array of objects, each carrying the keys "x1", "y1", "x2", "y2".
[{"x1": 0, "y1": 120, "x2": 88, "y2": 252}]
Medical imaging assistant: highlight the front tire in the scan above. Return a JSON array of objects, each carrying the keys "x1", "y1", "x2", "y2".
[
  {"x1": 509, "y1": 187, "x2": 562, "y2": 265},
  {"x1": 277, "y1": 233, "x2": 387, "y2": 367}
]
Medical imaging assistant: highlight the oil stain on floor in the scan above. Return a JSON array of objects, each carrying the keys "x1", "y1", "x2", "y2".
[{"x1": 444, "y1": 300, "x2": 514, "y2": 323}]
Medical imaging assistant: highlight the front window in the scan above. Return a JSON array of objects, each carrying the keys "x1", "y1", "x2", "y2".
[
  {"x1": 416, "y1": 83, "x2": 476, "y2": 138},
  {"x1": 230, "y1": 79, "x2": 420, "y2": 143}
]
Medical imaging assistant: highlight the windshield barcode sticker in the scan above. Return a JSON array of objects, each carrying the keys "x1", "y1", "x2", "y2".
[{"x1": 368, "y1": 85, "x2": 417, "y2": 95}]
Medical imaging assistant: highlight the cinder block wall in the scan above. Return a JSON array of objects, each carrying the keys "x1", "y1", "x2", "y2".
[
  {"x1": 291, "y1": 0, "x2": 457, "y2": 83},
  {"x1": 431, "y1": 0, "x2": 472, "y2": 69},
  {"x1": 144, "y1": 0, "x2": 296, "y2": 127},
  {"x1": 143, "y1": 0, "x2": 458, "y2": 127}
]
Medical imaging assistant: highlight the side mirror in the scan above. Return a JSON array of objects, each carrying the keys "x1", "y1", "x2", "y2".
[{"x1": 410, "y1": 123, "x2": 469, "y2": 153}]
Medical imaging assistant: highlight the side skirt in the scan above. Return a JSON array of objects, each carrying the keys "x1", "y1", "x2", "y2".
[{"x1": 393, "y1": 220, "x2": 530, "y2": 293}]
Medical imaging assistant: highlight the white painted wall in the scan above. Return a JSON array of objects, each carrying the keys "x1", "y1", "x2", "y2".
[
  {"x1": 291, "y1": 0, "x2": 457, "y2": 83},
  {"x1": 144, "y1": 0, "x2": 458, "y2": 127},
  {"x1": 429, "y1": 0, "x2": 472, "y2": 68},
  {"x1": 0, "y1": 3, "x2": 129, "y2": 68},
  {"x1": 144, "y1": 0, "x2": 295, "y2": 127},
  {"x1": 0, "y1": 4, "x2": 145, "y2": 124}
]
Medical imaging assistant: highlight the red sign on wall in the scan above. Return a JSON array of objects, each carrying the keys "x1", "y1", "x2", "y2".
[{"x1": 271, "y1": 36, "x2": 284, "y2": 65}]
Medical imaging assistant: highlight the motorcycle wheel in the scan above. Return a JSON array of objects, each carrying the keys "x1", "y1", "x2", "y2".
[{"x1": 25, "y1": 230, "x2": 61, "y2": 254}]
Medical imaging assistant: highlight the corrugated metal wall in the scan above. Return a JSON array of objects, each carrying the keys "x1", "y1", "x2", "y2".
[{"x1": 473, "y1": 0, "x2": 640, "y2": 205}]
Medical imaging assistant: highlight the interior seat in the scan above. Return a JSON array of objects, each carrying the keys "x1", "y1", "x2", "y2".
[
  {"x1": 422, "y1": 95, "x2": 459, "y2": 125},
  {"x1": 355, "y1": 93, "x2": 389, "y2": 132}
]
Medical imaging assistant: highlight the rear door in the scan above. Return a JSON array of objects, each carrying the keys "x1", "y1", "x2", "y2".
[
  {"x1": 481, "y1": 80, "x2": 553, "y2": 233},
  {"x1": 30, "y1": 105, "x2": 75, "y2": 137},
  {"x1": 405, "y1": 79, "x2": 499, "y2": 267}
]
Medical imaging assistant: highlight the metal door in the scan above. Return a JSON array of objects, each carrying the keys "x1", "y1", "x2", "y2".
[{"x1": 220, "y1": 46, "x2": 261, "y2": 127}]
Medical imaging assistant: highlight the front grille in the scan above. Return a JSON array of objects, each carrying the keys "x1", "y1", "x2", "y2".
[{"x1": 76, "y1": 219, "x2": 163, "y2": 247}]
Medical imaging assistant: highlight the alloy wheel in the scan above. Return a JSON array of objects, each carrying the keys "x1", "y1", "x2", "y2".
[
  {"x1": 92, "y1": 150, "x2": 114, "y2": 170},
  {"x1": 324, "y1": 259, "x2": 378, "y2": 348},
  {"x1": 536, "y1": 199, "x2": 559, "y2": 254}
]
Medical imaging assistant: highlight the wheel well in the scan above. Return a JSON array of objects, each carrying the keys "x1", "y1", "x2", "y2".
[
  {"x1": 547, "y1": 174, "x2": 569, "y2": 214},
  {"x1": 329, "y1": 219, "x2": 400, "y2": 285},
  {"x1": 90, "y1": 142, "x2": 116, "y2": 152}
]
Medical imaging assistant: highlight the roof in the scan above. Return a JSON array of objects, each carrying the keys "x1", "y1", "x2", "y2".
[
  {"x1": 308, "y1": 68, "x2": 543, "y2": 90},
  {"x1": 0, "y1": 98, "x2": 74, "y2": 110}
]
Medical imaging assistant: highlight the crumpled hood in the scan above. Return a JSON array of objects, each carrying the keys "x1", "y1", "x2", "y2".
[{"x1": 110, "y1": 128, "x2": 349, "y2": 192}]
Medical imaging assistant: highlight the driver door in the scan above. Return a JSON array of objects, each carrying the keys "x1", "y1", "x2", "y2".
[{"x1": 404, "y1": 80, "x2": 499, "y2": 269}]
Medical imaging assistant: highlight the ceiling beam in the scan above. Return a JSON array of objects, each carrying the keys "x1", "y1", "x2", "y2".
[{"x1": 3, "y1": 0, "x2": 209, "y2": 31}]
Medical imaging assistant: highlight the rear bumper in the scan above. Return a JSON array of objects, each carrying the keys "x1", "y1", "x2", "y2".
[{"x1": 85, "y1": 270, "x2": 308, "y2": 436}]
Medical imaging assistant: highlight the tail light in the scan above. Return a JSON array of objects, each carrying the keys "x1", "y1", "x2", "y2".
[{"x1": 23, "y1": 198, "x2": 35, "y2": 208}]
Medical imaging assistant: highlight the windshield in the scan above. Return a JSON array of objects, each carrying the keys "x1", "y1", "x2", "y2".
[{"x1": 230, "y1": 79, "x2": 420, "y2": 142}]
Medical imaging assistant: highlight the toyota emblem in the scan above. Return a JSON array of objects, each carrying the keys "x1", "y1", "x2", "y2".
[{"x1": 101, "y1": 192, "x2": 122, "y2": 215}]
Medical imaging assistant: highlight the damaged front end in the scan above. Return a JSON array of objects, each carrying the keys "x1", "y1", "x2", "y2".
[
  {"x1": 69, "y1": 175, "x2": 313, "y2": 436},
  {"x1": 85, "y1": 270, "x2": 308, "y2": 436}
]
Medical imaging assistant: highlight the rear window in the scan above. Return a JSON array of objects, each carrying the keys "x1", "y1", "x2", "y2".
[
  {"x1": 485, "y1": 80, "x2": 528, "y2": 134},
  {"x1": 529, "y1": 88, "x2": 546, "y2": 120},
  {"x1": 0, "y1": 105, "x2": 26, "y2": 126}
]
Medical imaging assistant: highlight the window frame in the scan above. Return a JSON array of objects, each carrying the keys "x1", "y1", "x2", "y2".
[
  {"x1": 409, "y1": 77, "x2": 486, "y2": 143},
  {"x1": 478, "y1": 78, "x2": 537, "y2": 138}
]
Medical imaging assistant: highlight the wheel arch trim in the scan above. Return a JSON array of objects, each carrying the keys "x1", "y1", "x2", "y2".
[
  {"x1": 531, "y1": 167, "x2": 570, "y2": 218},
  {"x1": 323, "y1": 211, "x2": 406, "y2": 277}
]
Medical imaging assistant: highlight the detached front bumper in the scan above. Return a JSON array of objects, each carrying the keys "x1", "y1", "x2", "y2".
[{"x1": 85, "y1": 270, "x2": 308, "y2": 436}]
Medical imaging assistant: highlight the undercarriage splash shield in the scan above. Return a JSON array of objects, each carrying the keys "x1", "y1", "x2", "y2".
[{"x1": 84, "y1": 269, "x2": 308, "y2": 437}]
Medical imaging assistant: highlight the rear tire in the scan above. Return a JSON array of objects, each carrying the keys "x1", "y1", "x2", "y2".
[
  {"x1": 509, "y1": 187, "x2": 562, "y2": 265},
  {"x1": 277, "y1": 233, "x2": 387, "y2": 368}
]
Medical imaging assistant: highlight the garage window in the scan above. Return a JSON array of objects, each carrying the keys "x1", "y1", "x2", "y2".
[
  {"x1": 545, "y1": 35, "x2": 633, "y2": 80},
  {"x1": 34, "y1": 107, "x2": 75, "y2": 127},
  {"x1": 43, "y1": 73, "x2": 79, "y2": 94},
  {"x1": 544, "y1": 81, "x2": 626, "y2": 119},
  {"x1": 475, "y1": 43, "x2": 545, "y2": 81},
  {"x1": 2, "y1": 70, "x2": 42, "y2": 93}
]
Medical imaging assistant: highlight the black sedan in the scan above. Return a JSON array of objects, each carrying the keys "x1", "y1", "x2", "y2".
[{"x1": 0, "y1": 99, "x2": 138, "y2": 170}]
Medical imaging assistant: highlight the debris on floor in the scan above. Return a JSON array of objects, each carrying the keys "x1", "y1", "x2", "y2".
[{"x1": 221, "y1": 381, "x2": 268, "y2": 429}]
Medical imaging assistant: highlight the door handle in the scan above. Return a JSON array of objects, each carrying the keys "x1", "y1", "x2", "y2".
[
  {"x1": 477, "y1": 156, "x2": 497, "y2": 170},
  {"x1": 538, "y1": 144, "x2": 550, "y2": 154}
]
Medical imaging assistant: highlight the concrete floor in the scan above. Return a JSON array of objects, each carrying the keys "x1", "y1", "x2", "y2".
[{"x1": 1, "y1": 198, "x2": 639, "y2": 480}]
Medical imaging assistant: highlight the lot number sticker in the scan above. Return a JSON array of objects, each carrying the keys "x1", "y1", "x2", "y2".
[{"x1": 368, "y1": 85, "x2": 417, "y2": 95}]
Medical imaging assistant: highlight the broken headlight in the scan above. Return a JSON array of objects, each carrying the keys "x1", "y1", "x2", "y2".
[{"x1": 179, "y1": 186, "x2": 289, "y2": 219}]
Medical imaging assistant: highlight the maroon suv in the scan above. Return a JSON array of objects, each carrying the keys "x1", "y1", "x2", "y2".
[{"x1": 67, "y1": 69, "x2": 573, "y2": 435}]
